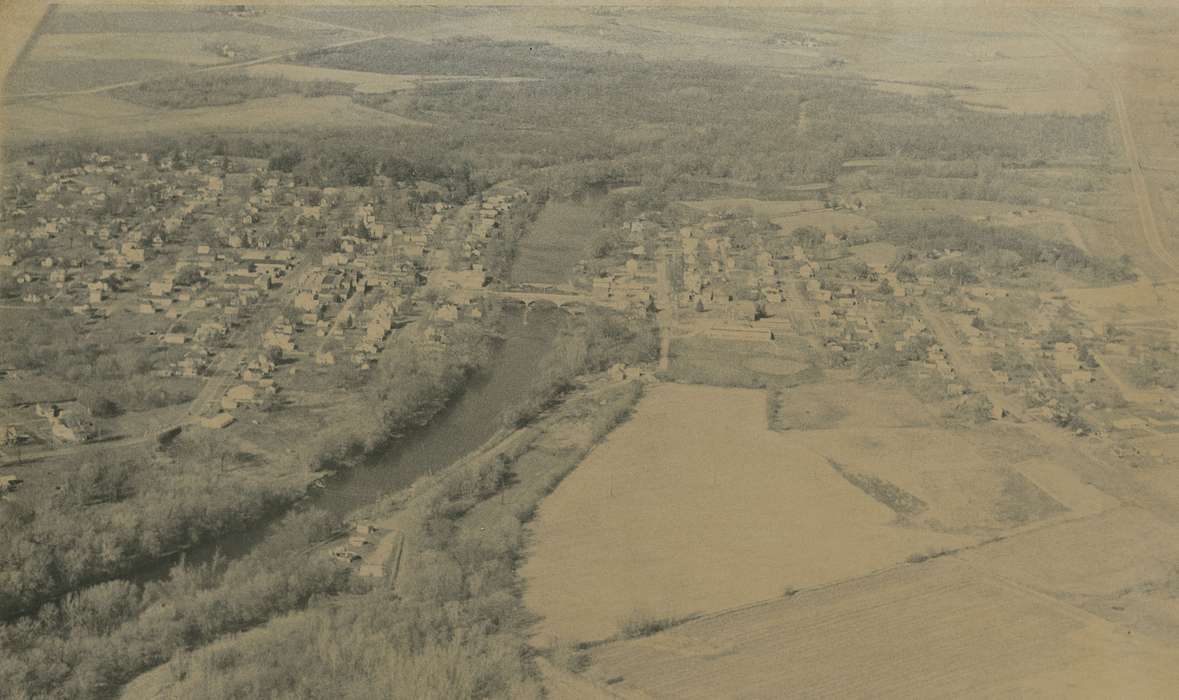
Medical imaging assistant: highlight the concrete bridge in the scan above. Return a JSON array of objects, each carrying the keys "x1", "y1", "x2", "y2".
[{"x1": 485, "y1": 289, "x2": 601, "y2": 311}]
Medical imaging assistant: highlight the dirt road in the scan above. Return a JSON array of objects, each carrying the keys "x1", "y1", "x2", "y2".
[
  {"x1": 1030, "y1": 13, "x2": 1179, "y2": 277},
  {"x1": 4, "y1": 31, "x2": 391, "y2": 103}
]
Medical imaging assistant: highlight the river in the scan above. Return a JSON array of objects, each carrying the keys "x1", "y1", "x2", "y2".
[{"x1": 136, "y1": 306, "x2": 562, "y2": 576}]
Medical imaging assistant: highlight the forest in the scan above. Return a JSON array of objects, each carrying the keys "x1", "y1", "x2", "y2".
[
  {"x1": 877, "y1": 215, "x2": 1136, "y2": 284},
  {"x1": 0, "y1": 307, "x2": 655, "y2": 699},
  {"x1": 0, "y1": 318, "x2": 496, "y2": 625},
  {"x1": 111, "y1": 72, "x2": 352, "y2": 110}
]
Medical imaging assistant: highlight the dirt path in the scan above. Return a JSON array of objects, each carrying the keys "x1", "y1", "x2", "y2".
[{"x1": 350, "y1": 425, "x2": 540, "y2": 582}]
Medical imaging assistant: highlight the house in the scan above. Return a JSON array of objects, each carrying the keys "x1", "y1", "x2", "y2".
[
  {"x1": 434, "y1": 304, "x2": 460, "y2": 322},
  {"x1": 200, "y1": 413, "x2": 236, "y2": 429},
  {"x1": 1112, "y1": 416, "x2": 1148, "y2": 431},
  {"x1": 0, "y1": 475, "x2": 23, "y2": 493},
  {"x1": 221, "y1": 384, "x2": 257, "y2": 411},
  {"x1": 705, "y1": 323, "x2": 773, "y2": 342},
  {"x1": 48, "y1": 405, "x2": 96, "y2": 443},
  {"x1": 728, "y1": 300, "x2": 758, "y2": 322},
  {"x1": 592, "y1": 277, "x2": 613, "y2": 301},
  {"x1": 294, "y1": 291, "x2": 321, "y2": 313}
]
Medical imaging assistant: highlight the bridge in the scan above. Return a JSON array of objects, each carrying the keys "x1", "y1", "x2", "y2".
[{"x1": 484, "y1": 288, "x2": 605, "y2": 311}]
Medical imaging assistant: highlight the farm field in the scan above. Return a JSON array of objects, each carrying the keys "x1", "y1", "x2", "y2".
[
  {"x1": 520, "y1": 384, "x2": 973, "y2": 643},
  {"x1": 244, "y1": 63, "x2": 539, "y2": 94},
  {"x1": 4, "y1": 94, "x2": 430, "y2": 143},
  {"x1": 511, "y1": 199, "x2": 599, "y2": 286},
  {"x1": 4, "y1": 58, "x2": 191, "y2": 95},
  {"x1": 956, "y1": 506, "x2": 1179, "y2": 597},
  {"x1": 23, "y1": 31, "x2": 305, "y2": 67},
  {"x1": 584, "y1": 557, "x2": 1179, "y2": 699}
]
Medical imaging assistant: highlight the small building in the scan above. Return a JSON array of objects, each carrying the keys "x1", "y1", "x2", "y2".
[
  {"x1": 200, "y1": 413, "x2": 236, "y2": 430},
  {"x1": 221, "y1": 384, "x2": 257, "y2": 411}
]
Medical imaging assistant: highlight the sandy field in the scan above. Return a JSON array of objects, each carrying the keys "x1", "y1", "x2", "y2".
[
  {"x1": 585, "y1": 557, "x2": 1179, "y2": 699},
  {"x1": 520, "y1": 384, "x2": 969, "y2": 643}
]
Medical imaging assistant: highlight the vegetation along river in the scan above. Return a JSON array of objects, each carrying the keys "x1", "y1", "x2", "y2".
[{"x1": 138, "y1": 306, "x2": 562, "y2": 578}]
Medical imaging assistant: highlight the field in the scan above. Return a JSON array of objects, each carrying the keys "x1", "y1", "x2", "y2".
[
  {"x1": 4, "y1": 94, "x2": 430, "y2": 143},
  {"x1": 583, "y1": 557, "x2": 1179, "y2": 699},
  {"x1": 680, "y1": 197, "x2": 825, "y2": 217},
  {"x1": 511, "y1": 199, "x2": 599, "y2": 285},
  {"x1": 957, "y1": 506, "x2": 1179, "y2": 597},
  {"x1": 25, "y1": 32, "x2": 305, "y2": 66},
  {"x1": 520, "y1": 384, "x2": 972, "y2": 643},
  {"x1": 4, "y1": 58, "x2": 190, "y2": 95},
  {"x1": 244, "y1": 63, "x2": 539, "y2": 94}
]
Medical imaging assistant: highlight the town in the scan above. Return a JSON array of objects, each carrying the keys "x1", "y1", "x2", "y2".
[{"x1": 7, "y1": 4, "x2": 1179, "y2": 699}]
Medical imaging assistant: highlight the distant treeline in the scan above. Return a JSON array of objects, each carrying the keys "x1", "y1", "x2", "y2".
[
  {"x1": 291, "y1": 37, "x2": 1111, "y2": 200},
  {"x1": 11, "y1": 132, "x2": 485, "y2": 200},
  {"x1": 111, "y1": 72, "x2": 353, "y2": 110},
  {"x1": 878, "y1": 215, "x2": 1135, "y2": 284}
]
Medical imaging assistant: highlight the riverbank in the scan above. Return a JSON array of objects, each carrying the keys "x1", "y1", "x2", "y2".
[
  {"x1": 120, "y1": 374, "x2": 649, "y2": 698},
  {"x1": 0, "y1": 314, "x2": 510, "y2": 624},
  {"x1": 0, "y1": 308, "x2": 567, "y2": 696}
]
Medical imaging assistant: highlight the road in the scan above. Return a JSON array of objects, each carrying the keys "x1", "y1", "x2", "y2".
[
  {"x1": 4, "y1": 30, "x2": 391, "y2": 103},
  {"x1": 186, "y1": 259, "x2": 317, "y2": 419},
  {"x1": 1030, "y1": 12, "x2": 1179, "y2": 277}
]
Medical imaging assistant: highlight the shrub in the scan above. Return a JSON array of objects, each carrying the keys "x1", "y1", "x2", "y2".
[{"x1": 618, "y1": 609, "x2": 679, "y2": 639}]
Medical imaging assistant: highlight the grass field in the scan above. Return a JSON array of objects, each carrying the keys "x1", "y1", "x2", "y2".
[
  {"x1": 520, "y1": 384, "x2": 971, "y2": 643},
  {"x1": 584, "y1": 557, "x2": 1179, "y2": 699}
]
